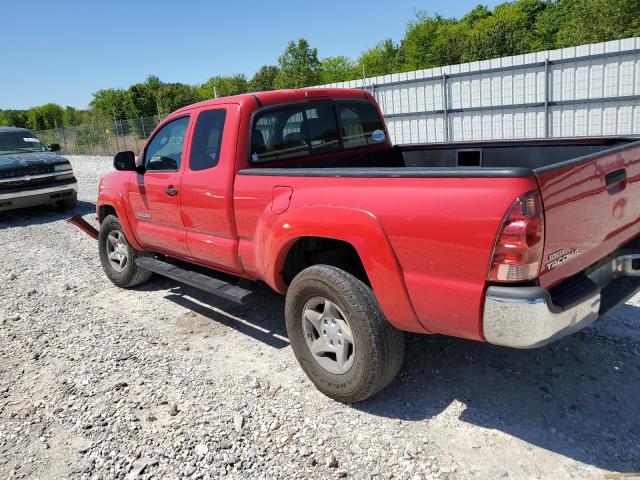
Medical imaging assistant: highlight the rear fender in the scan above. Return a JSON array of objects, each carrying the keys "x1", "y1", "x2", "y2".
[{"x1": 260, "y1": 206, "x2": 426, "y2": 333}]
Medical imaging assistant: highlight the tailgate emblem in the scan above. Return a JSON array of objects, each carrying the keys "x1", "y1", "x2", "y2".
[{"x1": 545, "y1": 248, "x2": 581, "y2": 271}]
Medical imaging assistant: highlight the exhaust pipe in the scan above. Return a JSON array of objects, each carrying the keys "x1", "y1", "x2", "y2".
[{"x1": 66, "y1": 214, "x2": 99, "y2": 240}]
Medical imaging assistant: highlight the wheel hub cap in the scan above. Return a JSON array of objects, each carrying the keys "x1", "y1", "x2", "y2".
[
  {"x1": 106, "y1": 231, "x2": 129, "y2": 272},
  {"x1": 302, "y1": 297, "x2": 355, "y2": 374}
]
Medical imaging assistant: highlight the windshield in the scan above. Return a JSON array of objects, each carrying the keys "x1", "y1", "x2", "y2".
[{"x1": 0, "y1": 131, "x2": 47, "y2": 155}]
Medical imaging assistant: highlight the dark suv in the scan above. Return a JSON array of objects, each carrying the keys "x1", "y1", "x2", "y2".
[{"x1": 0, "y1": 127, "x2": 77, "y2": 212}]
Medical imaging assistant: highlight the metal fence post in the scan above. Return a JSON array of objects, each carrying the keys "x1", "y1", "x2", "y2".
[
  {"x1": 140, "y1": 117, "x2": 146, "y2": 139},
  {"x1": 119, "y1": 119, "x2": 128, "y2": 150},
  {"x1": 112, "y1": 110, "x2": 120, "y2": 152},
  {"x1": 544, "y1": 58, "x2": 550, "y2": 138},
  {"x1": 60, "y1": 126, "x2": 68, "y2": 154},
  {"x1": 442, "y1": 73, "x2": 449, "y2": 142},
  {"x1": 131, "y1": 120, "x2": 139, "y2": 152}
]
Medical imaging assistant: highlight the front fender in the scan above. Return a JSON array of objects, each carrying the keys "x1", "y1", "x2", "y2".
[
  {"x1": 97, "y1": 190, "x2": 144, "y2": 252},
  {"x1": 260, "y1": 206, "x2": 427, "y2": 333}
]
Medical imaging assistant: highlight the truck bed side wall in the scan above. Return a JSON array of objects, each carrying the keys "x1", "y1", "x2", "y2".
[{"x1": 233, "y1": 174, "x2": 539, "y2": 340}]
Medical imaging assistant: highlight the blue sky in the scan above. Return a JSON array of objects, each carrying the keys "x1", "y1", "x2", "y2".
[{"x1": 0, "y1": 0, "x2": 501, "y2": 109}]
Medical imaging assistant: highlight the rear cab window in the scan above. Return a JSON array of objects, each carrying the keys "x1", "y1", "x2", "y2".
[
  {"x1": 190, "y1": 109, "x2": 227, "y2": 171},
  {"x1": 250, "y1": 100, "x2": 385, "y2": 164}
]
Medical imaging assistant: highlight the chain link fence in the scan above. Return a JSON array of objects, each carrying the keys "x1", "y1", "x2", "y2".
[{"x1": 34, "y1": 115, "x2": 163, "y2": 156}]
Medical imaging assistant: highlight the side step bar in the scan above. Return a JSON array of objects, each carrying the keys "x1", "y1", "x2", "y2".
[{"x1": 135, "y1": 257, "x2": 253, "y2": 305}]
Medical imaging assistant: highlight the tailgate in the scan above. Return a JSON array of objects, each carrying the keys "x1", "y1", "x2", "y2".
[{"x1": 536, "y1": 141, "x2": 640, "y2": 288}]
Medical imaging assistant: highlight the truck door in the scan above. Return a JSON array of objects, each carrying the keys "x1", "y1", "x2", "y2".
[
  {"x1": 128, "y1": 115, "x2": 190, "y2": 257},
  {"x1": 180, "y1": 104, "x2": 243, "y2": 273}
]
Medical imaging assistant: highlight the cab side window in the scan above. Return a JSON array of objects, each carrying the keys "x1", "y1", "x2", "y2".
[
  {"x1": 144, "y1": 116, "x2": 190, "y2": 171},
  {"x1": 190, "y1": 109, "x2": 227, "y2": 171}
]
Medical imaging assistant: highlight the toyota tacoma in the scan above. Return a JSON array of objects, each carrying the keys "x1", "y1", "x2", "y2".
[{"x1": 74, "y1": 88, "x2": 640, "y2": 401}]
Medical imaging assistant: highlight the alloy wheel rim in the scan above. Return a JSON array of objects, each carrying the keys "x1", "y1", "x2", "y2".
[
  {"x1": 106, "y1": 230, "x2": 129, "y2": 272},
  {"x1": 302, "y1": 296, "x2": 355, "y2": 374}
]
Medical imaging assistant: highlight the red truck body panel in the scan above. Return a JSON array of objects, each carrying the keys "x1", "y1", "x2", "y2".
[
  {"x1": 97, "y1": 87, "x2": 640, "y2": 344},
  {"x1": 233, "y1": 174, "x2": 538, "y2": 338},
  {"x1": 536, "y1": 143, "x2": 640, "y2": 288}
]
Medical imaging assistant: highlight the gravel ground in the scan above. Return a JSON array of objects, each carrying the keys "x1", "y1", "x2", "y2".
[{"x1": 1, "y1": 155, "x2": 639, "y2": 480}]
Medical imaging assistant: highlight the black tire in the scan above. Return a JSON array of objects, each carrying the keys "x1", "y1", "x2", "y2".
[
  {"x1": 98, "y1": 214, "x2": 152, "y2": 288},
  {"x1": 285, "y1": 264, "x2": 404, "y2": 402},
  {"x1": 55, "y1": 195, "x2": 78, "y2": 212}
]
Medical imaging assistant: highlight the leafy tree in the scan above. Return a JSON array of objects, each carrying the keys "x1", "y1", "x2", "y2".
[
  {"x1": 0, "y1": 110, "x2": 28, "y2": 128},
  {"x1": 126, "y1": 83, "x2": 157, "y2": 118},
  {"x1": 356, "y1": 39, "x2": 400, "y2": 77},
  {"x1": 26, "y1": 103, "x2": 64, "y2": 131},
  {"x1": 156, "y1": 83, "x2": 200, "y2": 116},
  {"x1": 249, "y1": 65, "x2": 279, "y2": 92},
  {"x1": 62, "y1": 106, "x2": 83, "y2": 127},
  {"x1": 462, "y1": 4, "x2": 492, "y2": 25},
  {"x1": 400, "y1": 14, "x2": 468, "y2": 70},
  {"x1": 90, "y1": 89, "x2": 131, "y2": 120},
  {"x1": 464, "y1": 1, "x2": 542, "y2": 61},
  {"x1": 319, "y1": 56, "x2": 357, "y2": 84},
  {"x1": 143, "y1": 75, "x2": 163, "y2": 95},
  {"x1": 555, "y1": 0, "x2": 640, "y2": 47},
  {"x1": 274, "y1": 39, "x2": 321, "y2": 89},
  {"x1": 197, "y1": 74, "x2": 249, "y2": 100}
]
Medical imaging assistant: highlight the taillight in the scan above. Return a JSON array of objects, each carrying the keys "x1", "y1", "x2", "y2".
[{"x1": 487, "y1": 190, "x2": 545, "y2": 282}]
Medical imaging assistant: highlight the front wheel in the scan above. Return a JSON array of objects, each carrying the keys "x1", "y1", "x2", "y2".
[
  {"x1": 98, "y1": 214, "x2": 152, "y2": 288},
  {"x1": 285, "y1": 265, "x2": 404, "y2": 402}
]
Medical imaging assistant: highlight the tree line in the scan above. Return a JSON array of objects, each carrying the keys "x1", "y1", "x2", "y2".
[{"x1": 2, "y1": 0, "x2": 638, "y2": 131}]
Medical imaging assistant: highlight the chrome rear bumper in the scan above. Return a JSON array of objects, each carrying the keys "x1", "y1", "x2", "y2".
[{"x1": 483, "y1": 252, "x2": 640, "y2": 348}]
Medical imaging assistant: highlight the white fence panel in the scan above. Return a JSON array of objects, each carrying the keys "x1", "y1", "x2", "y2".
[{"x1": 319, "y1": 37, "x2": 640, "y2": 144}]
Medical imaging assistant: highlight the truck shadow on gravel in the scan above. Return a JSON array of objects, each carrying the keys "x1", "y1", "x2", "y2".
[
  {"x1": 0, "y1": 200, "x2": 95, "y2": 228},
  {"x1": 138, "y1": 276, "x2": 290, "y2": 349},
  {"x1": 356, "y1": 306, "x2": 640, "y2": 473}
]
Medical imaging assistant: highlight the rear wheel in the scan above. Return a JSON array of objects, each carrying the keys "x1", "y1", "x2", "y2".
[
  {"x1": 285, "y1": 264, "x2": 404, "y2": 402},
  {"x1": 98, "y1": 214, "x2": 152, "y2": 287}
]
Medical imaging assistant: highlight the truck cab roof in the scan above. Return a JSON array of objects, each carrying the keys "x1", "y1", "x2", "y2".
[{"x1": 173, "y1": 88, "x2": 371, "y2": 114}]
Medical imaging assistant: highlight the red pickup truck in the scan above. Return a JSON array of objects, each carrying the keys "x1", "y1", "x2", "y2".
[{"x1": 85, "y1": 88, "x2": 640, "y2": 402}]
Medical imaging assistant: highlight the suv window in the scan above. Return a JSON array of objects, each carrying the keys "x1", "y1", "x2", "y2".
[
  {"x1": 144, "y1": 116, "x2": 189, "y2": 171},
  {"x1": 251, "y1": 105, "x2": 339, "y2": 163},
  {"x1": 338, "y1": 102, "x2": 386, "y2": 148},
  {"x1": 190, "y1": 109, "x2": 227, "y2": 171}
]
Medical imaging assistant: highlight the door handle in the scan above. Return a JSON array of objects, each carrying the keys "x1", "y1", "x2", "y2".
[
  {"x1": 605, "y1": 168, "x2": 627, "y2": 192},
  {"x1": 165, "y1": 185, "x2": 179, "y2": 197}
]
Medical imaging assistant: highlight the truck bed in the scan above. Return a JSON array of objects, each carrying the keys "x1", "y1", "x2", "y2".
[{"x1": 242, "y1": 136, "x2": 640, "y2": 172}]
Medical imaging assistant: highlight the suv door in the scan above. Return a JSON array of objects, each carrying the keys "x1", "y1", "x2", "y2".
[{"x1": 128, "y1": 115, "x2": 191, "y2": 256}]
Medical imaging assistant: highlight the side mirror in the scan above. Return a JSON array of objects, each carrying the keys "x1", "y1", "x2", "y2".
[
  {"x1": 48, "y1": 143, "x2": 61, "y2": 152},
  {"x1": 113, "y1": 151, "x2": 137, "y2": 171}
]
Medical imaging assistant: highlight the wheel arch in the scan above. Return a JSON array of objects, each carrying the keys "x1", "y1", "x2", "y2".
[
  {"x1": 262, "y1": 206, "x2": 427, "y2": 333},
  {"x1": 97, "y1": 195, "x2": 144, "y2": 251}
]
